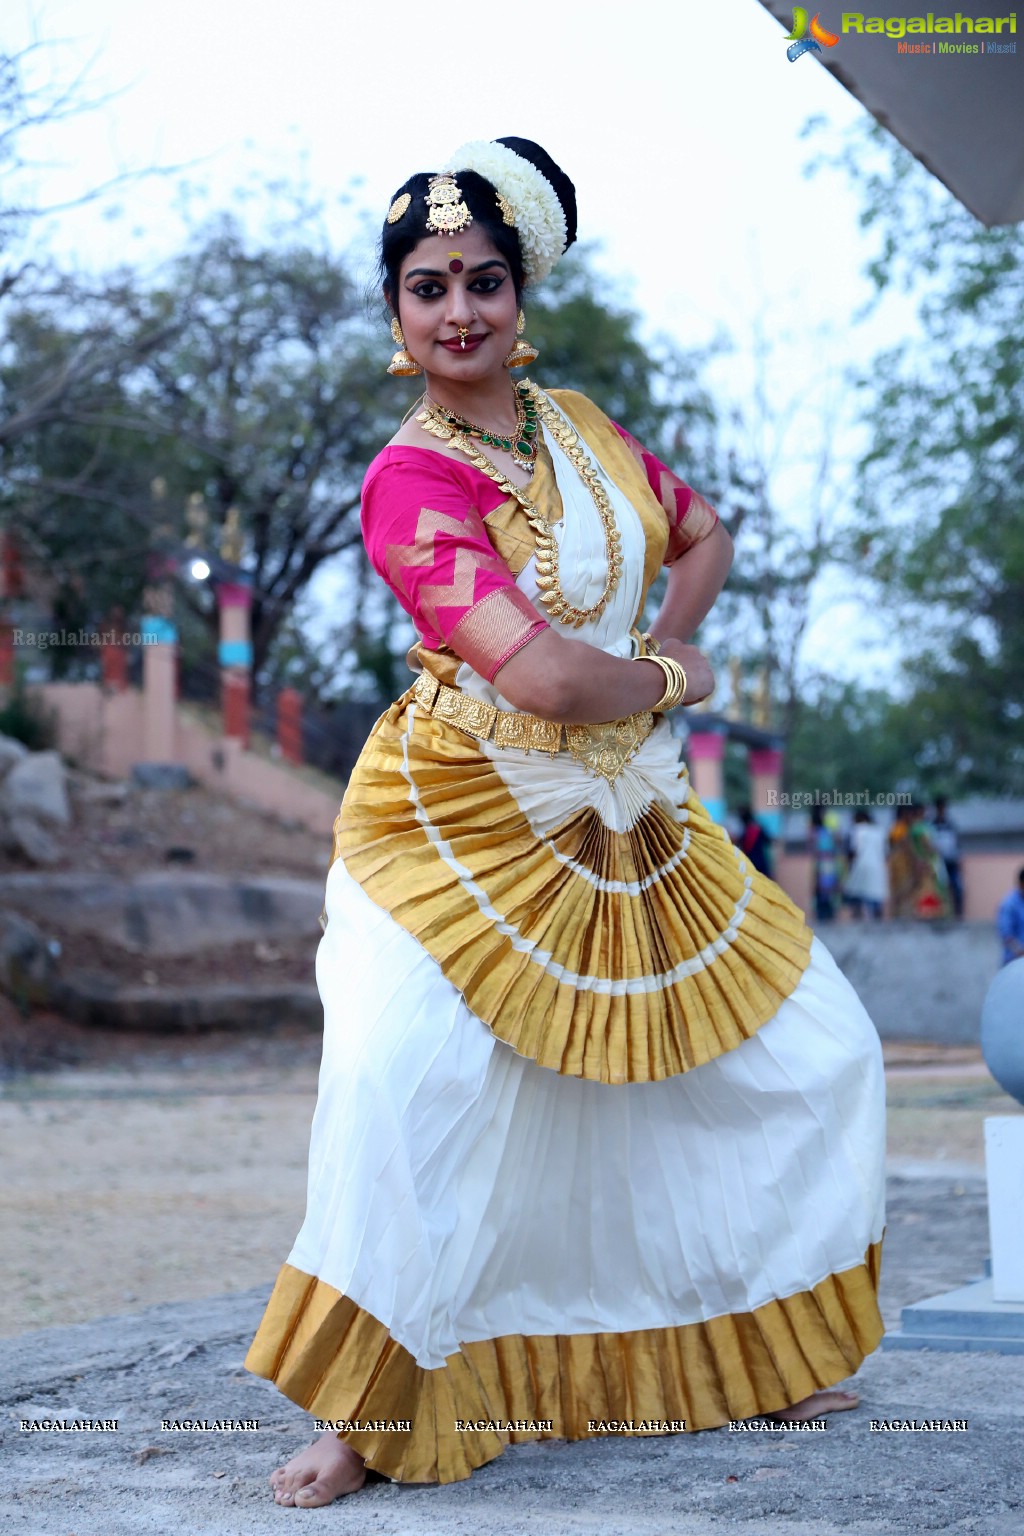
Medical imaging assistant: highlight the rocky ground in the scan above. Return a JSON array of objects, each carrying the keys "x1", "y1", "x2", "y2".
[
  {"x1": 1, "y1": 766, "x2": 332, "y2": 882},
  {"x1": 0, "y1": 764, "x2": 334, "y2": 1053}
]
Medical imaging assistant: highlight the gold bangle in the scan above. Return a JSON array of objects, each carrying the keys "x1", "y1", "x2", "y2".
[{"x1": 642, "y1": 654, "x2": 688, "y2": 711}]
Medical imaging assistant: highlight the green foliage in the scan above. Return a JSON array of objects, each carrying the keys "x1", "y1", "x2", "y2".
[
  {"x1": 785, "y1": 679, "x2": 912, "y2": 799},
  {"x1": 1, "y1": 211, "x2": 402, "y2": 680},
  {"x1": 836, "y1": 123, "x2": 1024, "y2": 795}
]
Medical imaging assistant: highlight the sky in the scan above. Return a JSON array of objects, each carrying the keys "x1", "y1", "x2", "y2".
[{"x1": 3, "y1": 0, "x2": 947, "y2": 684}]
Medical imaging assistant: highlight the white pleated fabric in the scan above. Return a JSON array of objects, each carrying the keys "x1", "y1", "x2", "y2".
[{"x1": 288, "y1": 857, "x2": 886, "y2": 1373}]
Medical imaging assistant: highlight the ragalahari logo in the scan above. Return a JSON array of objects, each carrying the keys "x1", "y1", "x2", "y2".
[{"x1": 785, "y1": 8, "x2": 840, "y2": 60}]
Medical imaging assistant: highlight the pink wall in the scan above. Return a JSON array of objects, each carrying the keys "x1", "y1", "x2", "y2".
[{"x1": 35, "y1": 682, "x2": 340, "y2": 837}]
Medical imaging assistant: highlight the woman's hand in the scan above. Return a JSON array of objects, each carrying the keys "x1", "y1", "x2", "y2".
[
  {"x1": 658, "y1": 639, "x2": 715, "y2": 705},
  {"x1": 496, "y1": 627, "x2": 716, "y2": 722}
]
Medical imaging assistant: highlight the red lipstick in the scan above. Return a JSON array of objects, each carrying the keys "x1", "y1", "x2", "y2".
[{"x1": 439, "y1": 334, "x2": 485, "y2": 352}]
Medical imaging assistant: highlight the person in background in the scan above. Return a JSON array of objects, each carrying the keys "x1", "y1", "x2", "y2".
[
  {"x1": 809, "y1": 804, "x2": 839, "y2": 922},
  {"x1": 889, "y1": 803, "x2": 949, "y2": 919},
  {"x1": 843, "y1": 809, "x2": 887, "y2": 920},
  {"x1": 930, "y1": 797, "x2": 963, "y2": 918},
  {"x1": 997, "y1": 867, "x2": 1024, "y2": 966},
  {"x1": 737, "y1": 804, "x2": 773, "y2": 877}
]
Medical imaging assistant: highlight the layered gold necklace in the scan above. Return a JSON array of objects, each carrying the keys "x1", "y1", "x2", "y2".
[{"x1": 416, "y1": 380, "x2": 623, "y2": 629}]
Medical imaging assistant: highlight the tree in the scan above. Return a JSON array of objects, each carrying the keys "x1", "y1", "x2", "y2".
[
  {"x1": 786, "y1": 677, "x2": 919, "y2": 801},
  {"x1": 839, "y1": 123, "x2": 1024, "y2": 796},
  {"x1": 694, "y1": 316, "x2": 848, "y2": 749},
  {"x1": 2, "y1": 211, "x2": 400, "y2": 677}
]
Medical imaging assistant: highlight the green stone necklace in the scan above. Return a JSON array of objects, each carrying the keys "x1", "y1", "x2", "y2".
[{"x1": 421, "y1": 380, "x2": 538, "y2": 469}]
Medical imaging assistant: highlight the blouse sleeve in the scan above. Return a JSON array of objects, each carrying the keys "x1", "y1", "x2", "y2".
[
  {"x1": 361, "y1": 454, "x2": 548, "y2": 682},
  {"x1": 611, "y1": 423, "x2": 720, "y2": 565}
]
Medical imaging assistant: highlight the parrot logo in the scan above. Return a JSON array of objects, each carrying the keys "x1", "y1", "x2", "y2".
[{"x1": 785, "y1": 8, "x2": 840, "y2": 61}]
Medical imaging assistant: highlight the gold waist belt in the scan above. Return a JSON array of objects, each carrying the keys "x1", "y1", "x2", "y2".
[{"x1": 412, "y1": 672, "x2": 655, "y2": 783}]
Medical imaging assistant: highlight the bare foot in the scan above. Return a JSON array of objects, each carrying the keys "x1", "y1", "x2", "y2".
[
  {"x1": 765, "y1": 1388, "x2": 859, "y2": 1422},
  {"x1": 269, "y1": 1432, "x2": 366, "y2": 1507}
]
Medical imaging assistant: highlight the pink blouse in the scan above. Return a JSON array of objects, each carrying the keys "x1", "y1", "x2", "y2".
[
  {"x1": 361, "y1": 431, "x2": 719, "y2": 682},
  {"x1": 361, "y1": 449, "x2": 548, "y2": 683},
  {"x1": 611, "y1": 423, "x2": 720, "y2": 564}
]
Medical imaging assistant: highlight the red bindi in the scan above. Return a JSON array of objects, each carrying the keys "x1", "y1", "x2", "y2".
[{"x1": 448, "y1": 258, "x2": 464, "y2": 273}]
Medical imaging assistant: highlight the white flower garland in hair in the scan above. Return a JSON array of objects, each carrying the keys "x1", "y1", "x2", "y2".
[{"x1": 447, "y1": 139, "x2": 568, "y2": 285}]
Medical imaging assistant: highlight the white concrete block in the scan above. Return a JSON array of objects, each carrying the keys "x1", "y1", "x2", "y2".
[{"x1": 986, "y1": 1116, "x2": 1024, "y2": 1302}]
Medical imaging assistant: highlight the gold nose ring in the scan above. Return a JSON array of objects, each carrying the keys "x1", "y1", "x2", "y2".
[{"x1": 457, "y1": 327, "x2": 469, "y2": 349}]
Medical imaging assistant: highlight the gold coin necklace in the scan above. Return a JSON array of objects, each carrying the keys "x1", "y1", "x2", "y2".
[{"x1": 416, "y1": 380, "x2": 623, "y2": 629}]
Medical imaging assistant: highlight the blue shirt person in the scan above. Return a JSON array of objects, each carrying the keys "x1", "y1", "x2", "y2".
[{"x1": 997, "y1": 869, "x2": 1024, "y2": 966}]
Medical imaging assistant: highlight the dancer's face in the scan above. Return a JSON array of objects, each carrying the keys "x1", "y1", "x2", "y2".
[{"x1": 394, "y1": 226, "x2": 519, "y2": 387}]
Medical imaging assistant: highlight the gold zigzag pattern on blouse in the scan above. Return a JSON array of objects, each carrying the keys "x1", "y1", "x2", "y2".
[
  {"x1": 245, "y1": 1243, "x2": 883, "y2": 1485},
  {"x1": 384, "y1": 505, "x2": 509, "y2": 611},
  {"x1": 331, "y1": 699, "x2": 813, "y2": 1084},
  {"x1": 613, "y1": 425, "x2": 720, "y2": 564}
]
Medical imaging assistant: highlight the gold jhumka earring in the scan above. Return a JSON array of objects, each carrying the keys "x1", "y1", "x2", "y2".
[
  {"x1": 503, "y1": 309, "x2": 539, "y2": 370},
  {"x1": 387, "y1": 316, "x2": 423, "y2": 377}
]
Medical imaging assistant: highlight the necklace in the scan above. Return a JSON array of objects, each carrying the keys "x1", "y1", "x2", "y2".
[
  {"x1": 416, "y1": 380, "x2": 623, "y2": 629},
  {"x1": 422, "y1": 380, "x2": 539, "y2": 469}
]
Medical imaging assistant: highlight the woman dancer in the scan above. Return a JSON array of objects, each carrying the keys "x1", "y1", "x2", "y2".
[{"x1": 246, "y1": 137, "x2": 886, "y2": 1507}]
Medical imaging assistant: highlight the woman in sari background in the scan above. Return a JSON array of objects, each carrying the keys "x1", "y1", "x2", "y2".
[
  {"x1": 245, "y1": 137, "x2": 887, "y2": 1507},
  {"x1": 888, "y1": 803, "x2": 950, "y2": 919}
]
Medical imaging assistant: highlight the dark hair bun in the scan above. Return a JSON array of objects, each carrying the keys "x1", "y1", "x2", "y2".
[{"x1": 496, "y1": 136, "x2": 578, "y2": 251}]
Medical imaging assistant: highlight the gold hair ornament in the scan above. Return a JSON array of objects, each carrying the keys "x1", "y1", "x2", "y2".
[
  {"x1": 386, "y1": 192, "x2": 411, "y2": 224},
  {"x1": 496, "y1": 192, "x2": 517, "y2": 227},
  {"x1": 425, "y1": 173, "x2": 473, "y2": 236}
]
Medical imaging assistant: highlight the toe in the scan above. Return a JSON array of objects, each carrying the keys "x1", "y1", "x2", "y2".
[{"x1": 294, "y1": 1479, "x2": 335, "y2": 1508}]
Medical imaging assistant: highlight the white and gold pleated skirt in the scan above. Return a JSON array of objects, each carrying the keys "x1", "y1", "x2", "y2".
[{"x1": 245, "y1": 698, "x2": 886, "y2": 1485}]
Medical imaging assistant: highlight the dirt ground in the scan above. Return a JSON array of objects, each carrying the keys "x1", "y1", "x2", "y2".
[
  {"x1": 0, "y1": 769, "x2": 334, "y2": 882},
  {"x1": 1, "y1": 1009, "x2": 1021, "y2": 1340}
]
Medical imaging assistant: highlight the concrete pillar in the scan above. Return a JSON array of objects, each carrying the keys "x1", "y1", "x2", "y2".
[
  {"x1": 686, "y1": 730, "x2": 727, "y2": 824},
  {"x1": 749, "y1": 746, "x2": 785, "y2": 839},
  {"x1": 140, "y1": 617, "x2": 178, "y2": 762},
  {"x1": 1, "y1": 531, "x2": 22, "y2": 601},
  {"x1": 101, "y1": 618, "x2": 129, "y2": 693},
  {"x1": 222, "y1": 672, "x2": 250, "y2": 748},
  {"x1": 277, "y1": 688, "x2": 303, "y2": 765},
  {"x1": 0, "y1": 531, "x2": 20, "y2": 699},
  {"x1": 986, "y1": 1119, "x2": 1024, "y2": 1302},
  {"x1": 218, "y1": 580, "x2": 253, "y2": 747},
  {"x1": 0, "y1": 623, "x2": 15, "y2": 691}
]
